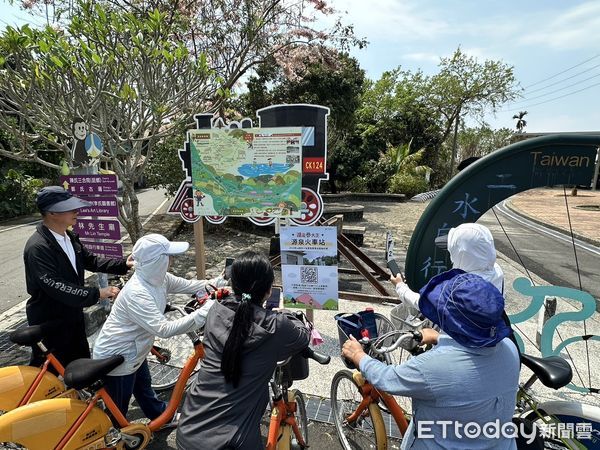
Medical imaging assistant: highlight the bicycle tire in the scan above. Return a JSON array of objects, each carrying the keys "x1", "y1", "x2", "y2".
[
  {"x1": 524, "y1": 401, "x2": 600, "y2": 450},
  {"x1": 330, "y1": 369, "x2": 387, "y2": 450},
  {"x1": 290, "y1": 389, "x2": 308, "y2": 450},
  {"x1": 148, "y1": 311, "x2": 198, "y2": 391}
]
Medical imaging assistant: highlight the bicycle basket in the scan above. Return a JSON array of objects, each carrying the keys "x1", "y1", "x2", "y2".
[
  {"x1": 281, "y1": 353, "x2": 309, "y2": 386},
  {"x1": 335, "y1": 312, "x2": 394, "y2": 369},
  {"x1": 390, "y1": 303, "x2": 429, "y2": 331}
]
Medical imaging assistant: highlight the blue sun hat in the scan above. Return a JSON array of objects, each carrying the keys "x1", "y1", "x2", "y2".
[{"x1": 418, "y1": 269, "x2": 511, "y2": 348}]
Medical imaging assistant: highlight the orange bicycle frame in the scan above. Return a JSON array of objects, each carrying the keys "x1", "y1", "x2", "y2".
[
  {"x1": 266, "y1": 393, "x2": 306, "y2": 450},
  {"x1": 17, "y1": 352, "x2": 66, "y2": 406},
  {"x1": 348, "y1": 376, "x2": 410, "y2": 436}
]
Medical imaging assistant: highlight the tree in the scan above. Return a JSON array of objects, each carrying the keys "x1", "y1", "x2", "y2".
[
  {"x1": 0, "y1": 4, "x2": 217, "y2": 242},
  {"x1": 233, "y1": 50, "x2": 367, "y2": 192},
  {"x1": 1, "y1": 0, "x2": 363, "y2": 241},
  {"x1": 513, "y1": 111, "x2": 528, "y2": 133},
  {"x1": 425, "y1": 48, "x2": 520, "y2": 177},
  {"x1": 456, "y1": 124, "x2": 513, "y2": 161}
]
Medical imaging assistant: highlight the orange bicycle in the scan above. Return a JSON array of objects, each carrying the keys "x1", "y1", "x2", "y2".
[
  {"x1": 0, "y1": 304, "x2": 204, "y2": 449},
  {"x1": 266, "y1": 345, "x2": 330, "y2": 450},
  {"x1": 0, "y1": 323, "x2": 79, "y2": 413},
  {"x1": 331, "y1": 327, "x2": 424, "y2": 450}
]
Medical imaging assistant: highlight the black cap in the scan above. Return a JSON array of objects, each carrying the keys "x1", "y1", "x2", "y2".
[
  {"x1": 434, "y1": 234, "x2": 449, "y2": 249},
  {"x1": 37, "y1": 186, "x2": 92, "y2": 213}
]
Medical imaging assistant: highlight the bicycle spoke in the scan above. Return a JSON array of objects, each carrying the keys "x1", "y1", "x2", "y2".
[{"x1": 562, "y1": 186, "x2": 592, "y2": 391}]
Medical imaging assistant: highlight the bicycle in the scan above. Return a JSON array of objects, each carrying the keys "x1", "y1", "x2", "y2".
[
  {"x1": 332, "y1": 326, "x2": 600, "y2": 450},
  {"x1": 0, "y1": 304, "x2": 204, "y2": 450},
  {"x1": 148, "y1": 286, "x2": 230, "y2": 391},
  {"x1": 266, "y1": 346, "x2": 330, "y2": 450},
  {"x1": 515, "y1": 353, "x2": 600, "y2": 449},
  {"x1": 0, "y1": 323, "x2": 78, "y2": 413},
  {"x1": 331, "y1": 327, "x2": 423, "y2": 450}
]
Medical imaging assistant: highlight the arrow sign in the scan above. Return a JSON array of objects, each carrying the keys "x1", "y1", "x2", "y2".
[{"x1": 60, "y1": 174, "x2": 118, "y2": 195}]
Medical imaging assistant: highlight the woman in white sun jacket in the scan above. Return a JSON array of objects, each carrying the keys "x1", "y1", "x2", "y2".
[{"x1": 92, "y1": 233, "x2": 226, "y2": 420}]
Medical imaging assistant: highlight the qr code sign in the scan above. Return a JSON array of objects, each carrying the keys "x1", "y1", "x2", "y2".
[{"x1": 300, "y1": 266, "x2": 318, "y2": 284}]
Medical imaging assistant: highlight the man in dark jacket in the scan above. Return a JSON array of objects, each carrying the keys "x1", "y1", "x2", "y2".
[{"x1": 24, "y1": 186, "x2": 133, "y2": 367}]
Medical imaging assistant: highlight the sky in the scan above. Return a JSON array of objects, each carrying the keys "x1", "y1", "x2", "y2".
[{"x1": 1, "y1": 0, "x2": 599, "y2": 132}]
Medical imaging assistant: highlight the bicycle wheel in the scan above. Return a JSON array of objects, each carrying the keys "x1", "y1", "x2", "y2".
[
  {"x1": 524, "y1": 401, "x2": 600, "y2": 450},
  {"x1": 330, "y1": 369, "x2": 387, "y2": 450},
  {"x1": 290, "y1": 389, "x2": 308, "y2": 449},
  {"x1": 148, "y1": 311, "x2": 198, "y2": 391}
]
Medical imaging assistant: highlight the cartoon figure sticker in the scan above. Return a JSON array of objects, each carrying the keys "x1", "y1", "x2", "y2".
[{"x1": 72, "y1": 118, "x2": 89, "y2": 166}]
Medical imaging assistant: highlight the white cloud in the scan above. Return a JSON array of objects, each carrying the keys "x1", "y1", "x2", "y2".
[
  {"x1": 518, "y1": 1, "x2": 600, "y2": 50},
  {"x1": 402, "y1": 52, "x2": 440, "y2": 64},
  {"x1": 334, "y1": 0, "x2": 450, "y2": 41}
]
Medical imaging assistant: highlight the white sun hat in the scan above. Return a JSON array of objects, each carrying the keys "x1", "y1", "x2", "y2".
[{"x1": 132, "y1": 233, "x2": 189, "y2": 265}]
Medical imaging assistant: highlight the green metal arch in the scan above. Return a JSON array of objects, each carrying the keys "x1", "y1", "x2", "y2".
[{"x1": 405, "y1": 134, "x2": 600, "y2": 291}]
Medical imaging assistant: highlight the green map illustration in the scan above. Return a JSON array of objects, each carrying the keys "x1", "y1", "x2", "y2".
[{"x1": 190, "y1": 127, "x2": 303, "y2": 218}]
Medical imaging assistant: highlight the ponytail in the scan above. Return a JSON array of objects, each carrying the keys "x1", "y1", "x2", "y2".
[{"x1": 220, "y1": 252, "x2": 274, "y2": 387}]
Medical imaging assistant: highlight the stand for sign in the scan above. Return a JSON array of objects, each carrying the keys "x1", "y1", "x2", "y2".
[
  {"x1": 193, "y1": 218, "x2": 206, "y2": 279},
  {"x1": 271, "y1": 215, "x2": 398, "y2": 306}
]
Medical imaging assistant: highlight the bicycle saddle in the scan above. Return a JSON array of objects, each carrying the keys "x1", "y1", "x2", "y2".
[
  {"x1": 9, "y1": 321, "x2": 63, "y2": 346},
  {"x1": 521, "y1": 354, "x2": 573, "y2": 389},
  {"x1": 9, "y1": 325, "x2": 45, "y2": 346},
  {"x1": 64, "y1": 355, "x2": 125, "y2": 390}
]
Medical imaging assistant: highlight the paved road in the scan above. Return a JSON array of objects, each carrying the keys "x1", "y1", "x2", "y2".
[
  {"x1": 0, "y1": 188, "x2": 168, "y2": 314},
  {"x1": 479, "y1": 201, "x2": 600, "y2": 305}
]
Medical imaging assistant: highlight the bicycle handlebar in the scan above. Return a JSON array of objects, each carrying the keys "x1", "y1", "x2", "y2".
[
  {"x1": 303, "y1": 346, "x2": 331, "y2": 365},
  {"x1": 369, "y1": 330, "x2": 423, "y2": 354}
]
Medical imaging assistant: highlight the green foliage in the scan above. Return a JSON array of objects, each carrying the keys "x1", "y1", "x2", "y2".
[
  {"x1": 235, "y1": 51, "x2": 366, "y2": 192},
  {"x1": 0, "y1": 168, "x2": 44, "y2": 219},
  {"x1": 456, "y1": 125, "x2": 514, "y2": 160},
  {"x1": 144, "y1": 135, "x2": 185, "y2": 196},
  {"x1": 388, "y1": 173, "x2": 429, "y2": 197}
]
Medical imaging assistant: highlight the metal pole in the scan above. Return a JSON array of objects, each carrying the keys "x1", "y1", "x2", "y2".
[{"x1": 591, "y1": 147, "x2": 600, "y2": 191}]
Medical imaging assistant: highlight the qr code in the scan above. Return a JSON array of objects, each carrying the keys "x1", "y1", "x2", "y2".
[
  {"x1": 286, "y1": 155, "x2": 300, "y2": 164},
  {"x1": 300, "y1": 266, "x2": 318, "y2": 284}
]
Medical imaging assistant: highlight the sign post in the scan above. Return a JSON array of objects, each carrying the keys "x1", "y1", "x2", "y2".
[{"x1": 193, "y1": 219, "x2": 206, "y2": 279}]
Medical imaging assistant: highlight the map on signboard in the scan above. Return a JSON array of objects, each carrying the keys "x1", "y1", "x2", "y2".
[{"x1": 190, "y1": 127, "x2": 303, "y2": 218}]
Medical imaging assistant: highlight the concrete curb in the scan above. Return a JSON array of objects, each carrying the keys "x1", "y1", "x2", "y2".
[
  {"x1": 322, "y1": 192, "x2": 406, "y2": 202},
  {"x1": 505, "y1": 200, "x2": 600, "y2": 247}
]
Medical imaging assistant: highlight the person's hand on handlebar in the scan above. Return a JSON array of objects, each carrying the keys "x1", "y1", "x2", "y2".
[
  {"x1": 342, "y1": 335, "x2": 367, "y2": 368},
  {"x1": 420, "y1": 328, "x2": 440, "y2": 345}
]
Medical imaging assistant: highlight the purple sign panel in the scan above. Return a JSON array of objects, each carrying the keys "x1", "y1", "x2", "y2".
[
  {"x1": 75, "y1": 218, "x2": 121, "y2": 240},
  {"x1": 60, "y1": 174, "x2": 119, "y2": 195},
  {"x1": 78, "y1": 196, "x2": 119, "y2": 217},
  {"x1": 80, "y1": 241, "x2": 124, "y2": 258}
]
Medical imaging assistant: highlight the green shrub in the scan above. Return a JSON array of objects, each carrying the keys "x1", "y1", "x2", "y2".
[
  {"x1": 345, "y1": 176, "x2": 368, "y2": 193},
  {"x1": 388, "y1": 173, "x2": 429, "y2": 197},
  {"x1": 0, "y1": 169, "x2": 44, "y2": 219}
]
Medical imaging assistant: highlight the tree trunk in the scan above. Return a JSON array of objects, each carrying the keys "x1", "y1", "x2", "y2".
[
  {"x1": 448, "y1": 110, "x2": 461, "y2": 179},
  {"x1": 119, "y1": 179, "x2": 142, "y2": 243}
]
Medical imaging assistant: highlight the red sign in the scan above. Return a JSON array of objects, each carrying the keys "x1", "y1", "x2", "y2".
[{"x1": 303, "y1": 157, "x2": 325, "y2": 174}]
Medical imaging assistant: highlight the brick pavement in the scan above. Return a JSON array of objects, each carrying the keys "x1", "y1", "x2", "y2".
[{"x1": 508, "y1": 187, "x2": 600, "y2": 245}]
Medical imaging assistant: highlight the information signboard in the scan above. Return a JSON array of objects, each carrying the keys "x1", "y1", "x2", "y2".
[{"x1": 280, "y1": 226, "x2": 338, "y2": 310}]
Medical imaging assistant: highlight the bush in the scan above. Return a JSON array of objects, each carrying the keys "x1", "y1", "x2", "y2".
[
  {"x1": 0, "y1": 169, "x2": 44, "y2": 219},
  {"x1": 388, "y1": 173, "x2": 429, "y2": 197},
  {"x1": 363, "y1": 156, "x2": 395, "y2": 192},
  {"x1": 345, "y1": 176, "x2": 368, "y2": 193}
]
